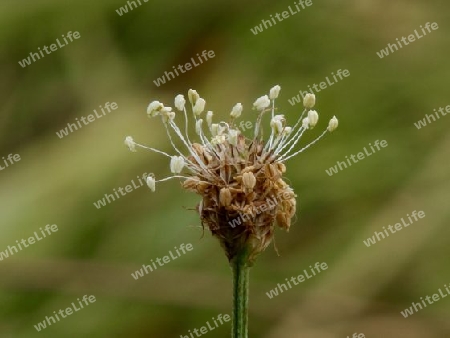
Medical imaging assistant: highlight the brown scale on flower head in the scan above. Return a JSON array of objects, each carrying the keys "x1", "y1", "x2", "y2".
[
  {"x1": 183, "y1": 138, "x2": 296, "y2": 262},
  {"x1": 124, "y1": 86, "x2": 338, "y2": 263}
]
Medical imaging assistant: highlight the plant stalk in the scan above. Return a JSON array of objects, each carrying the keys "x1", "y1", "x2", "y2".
[{"x1": 231, "y1": 249, "x2": 250, "y2": 338}]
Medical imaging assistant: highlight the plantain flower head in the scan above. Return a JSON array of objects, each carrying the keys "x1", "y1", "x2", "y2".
[{"x1": 125, "y1": 86, "x2": 338, "y2": 262}]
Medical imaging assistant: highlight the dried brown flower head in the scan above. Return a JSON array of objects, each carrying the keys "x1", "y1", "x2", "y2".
[{"x1": 125, "y1": 86, "x2": 338, "y2": 263}]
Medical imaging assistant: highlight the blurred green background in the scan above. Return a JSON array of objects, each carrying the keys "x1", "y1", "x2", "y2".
[{"x1": 1, "y1": 0, "x2": 449, "y2": 337}]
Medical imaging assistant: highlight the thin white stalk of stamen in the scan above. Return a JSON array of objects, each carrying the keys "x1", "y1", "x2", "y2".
[
  {"x1": 182, "y1": 107, "x2": 192, "y2": 147},
  {"x1": 247, "y1": 111, "x2": 264, "y2": 164},
  {"x1": 280, "y1": 129, "x2": 328, "y2": 162},
  {"x1": 199, "y1": 129, "x2": 222, "y2": 165},
  {"x1": 156, "y1": 175, "x2": 191, "y2": 182},
  {"x1": 169, "y1": 122, "x2": 206, "y2": 164},
  {"x1": 163, "y1": 123, "x2": 189, "y2": 160},
  {"x1": 276, "y1": 109, "x2": 307, "y2": 153},
  {"x1": 169, "y1": 121, "x2": 196, "y2": 153},
  {"x1": 134, "y1": 143, "x2": 172, "y2": 158},
  {"x1": 259, "y1": 131, "x2": 284, "y2": 163},
  {"x1": 265, "y1": 103, "x2": 278, "y2": 151},
  {"x1": 273, "y1": 127, "x2": 293, "y2": 154},
  {"x1": 229, "y1": 117, "x2": 237, "y2": 130},
  {"x1": 267, "y1": 101, "x2": 280, "y2": 151},
  {"x1": 191, "y1": 104, "x2": 200, "y2": 129},
  {"x1": 197, "y1": 124, "x2": 209, "y2": 148},
  {"x1": 271, "y1": 100, "x2": 275, "y2": 119},
  {"x1": 253, "y1": 111, "x2": 264, "y2": 141},
  {"x1": 276, "y1": 125, "x2": 306, "y2": 157},
  {"x1": 195, "y1": 121, "x2": 220, "y2": 159},
  {"x1": 271, "y1": 134, "x2": 285, "y2": 152},
  {"x1": 204, "y1": 141, "x2": 220, "y2": 161},
  {"x1": 160, "y1": 125, "x2": 201, "y2": 173},
  {"x1": 264, "y1": 129, "x2": 275, "y2": 153},
  {"x1": 169, "y1": 121, "x2": 219, "y2": 179},
  {"x1": 256, "y1": 107, "x2": 274, "y2": 151},
  {"x1": 134, "y1": 141, "x2": 200, "y2": 174}
]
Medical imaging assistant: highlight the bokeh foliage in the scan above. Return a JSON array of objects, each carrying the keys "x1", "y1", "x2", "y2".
[{"x1": 0, "y1": 0, "x2": 449, "y2": 337}]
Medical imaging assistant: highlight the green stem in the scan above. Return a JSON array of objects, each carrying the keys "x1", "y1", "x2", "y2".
[{"x1": 231, "y1": 249, "x2": 250, "y2": 338}]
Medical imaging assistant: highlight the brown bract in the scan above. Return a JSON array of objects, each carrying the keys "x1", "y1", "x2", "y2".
[{"x1": 183, "y1": 135, "x2": 297, "y2": 263}]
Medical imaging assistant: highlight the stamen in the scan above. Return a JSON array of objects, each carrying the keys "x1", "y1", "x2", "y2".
[
  {"x1": 275, "y1": 125, "x2": 307, "y2": 157},
  {"x1": 182, "y1": 107, "x2": 193, "y2": 147},
  {"x1": 133, "y1": 142, "x2": 171, "y2": 158},
  {"x1": 157, "y1": 175, "x2": 190, "y2": 182},
  {"x1": 280, "y1": 129, "x2": 328, "y2": 162},
  {"x1": 275, "y1": 109, "x2": 307, "y2": 154}
]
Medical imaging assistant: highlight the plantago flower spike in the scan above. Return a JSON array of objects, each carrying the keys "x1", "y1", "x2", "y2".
[{"x1": 125, "y1": 86, "x2": 338, "y2": 262}]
